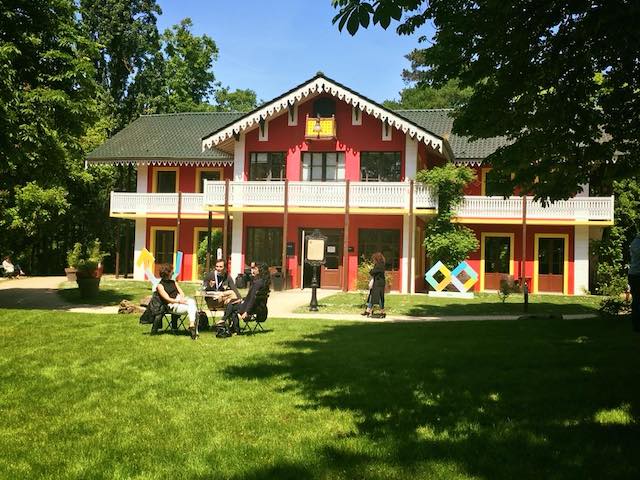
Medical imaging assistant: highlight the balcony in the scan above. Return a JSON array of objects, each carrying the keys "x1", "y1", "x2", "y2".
[
  {"x1": 109, "y1": 186, "x2": 614, "y2": 224},
  {"x1": 455, "y1": 195, "x2": 614, "y2": 223}
]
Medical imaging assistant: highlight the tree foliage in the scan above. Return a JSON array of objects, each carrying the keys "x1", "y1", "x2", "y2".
[
  {"x1": 416, "y1": 164, "x2": 479, "y2": 266},
  {"x1": 383, "y1": 78, "x2": 472, "y2": 109},
  {"x1": 332, "y1": 0, "x2": 640, "y2": 201},
  {"x1": 215, "y1": 87, "x2": 259, "y2": 112}
]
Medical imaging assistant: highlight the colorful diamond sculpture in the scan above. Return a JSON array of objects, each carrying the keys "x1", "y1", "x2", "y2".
[
  {"x1": 449, "y1": 261, "x2": 478, "y2": 292},
  {"x1": 424, "y1": 261, "x2": 452, "y2": 292}
]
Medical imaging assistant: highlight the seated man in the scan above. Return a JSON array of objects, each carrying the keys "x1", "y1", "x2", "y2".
[
  {"x1": 202, "y1": 259, "x2": 242, "y2": 310},
  {"x1": 221, "y1": 262, "x2": 270, "y2": 334}
]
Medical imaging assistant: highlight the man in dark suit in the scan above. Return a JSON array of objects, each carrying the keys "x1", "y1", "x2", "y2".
[{"x1": 203, "y1": 259, "x2": 242, "y2": 310}]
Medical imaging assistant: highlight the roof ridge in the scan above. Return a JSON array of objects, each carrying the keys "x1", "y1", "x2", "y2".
[
  {"x1": 393, "y1": 108, "x2": 455, "y2": 112},
  {"x1": 139, "y1": 111, "x2": 243, "y2": 118}
]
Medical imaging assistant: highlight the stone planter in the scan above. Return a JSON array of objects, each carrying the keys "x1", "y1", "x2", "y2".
[{"x1": 64, "y1": 267, "x2": 77, "y2": 282}]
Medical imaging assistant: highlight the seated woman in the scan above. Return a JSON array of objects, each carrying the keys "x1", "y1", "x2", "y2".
[
  {"x1": 2, "y1": 256, "x2": 25, "y2": 278},
  {"x1": 156, "y1": 263, "x2": 198, "y2": 339},
  {"x1": 221, "y1": 262, "x2": 270, "y2": 334}
]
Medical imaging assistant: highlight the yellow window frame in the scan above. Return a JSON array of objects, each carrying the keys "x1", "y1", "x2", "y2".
[
  {"x1": 533, "y1": 233, "x2": 569, "y2": 295},
  {"x1": 479, "y1": 232, "x2": 515, "y2": 291},
  {"x1": 149, "y1": 226, "x2": 178, "y2": 272},
  {"x1": 195, "y1": 167, "x2": 224, "y2": 193},
  {"x1": 152, "y1": 166, "x2": 180, "y2": 193}
]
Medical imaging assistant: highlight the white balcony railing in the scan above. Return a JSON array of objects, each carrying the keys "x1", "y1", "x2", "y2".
[
  {"x1": 110, "y1": 186, "x2": 613, "y2": 223},
  {"x1": 455, "y1": 195, "x2": 614, "y2": 221}
]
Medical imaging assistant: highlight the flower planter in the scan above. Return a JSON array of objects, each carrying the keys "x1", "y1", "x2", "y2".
[
  {"x1": 64, "y1": 267, "x2": 77, "y2": 282},
  {"x1": 76, "y1": 276, "x2": 101, "y2": 298}
]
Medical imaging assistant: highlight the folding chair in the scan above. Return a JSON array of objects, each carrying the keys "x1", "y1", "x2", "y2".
[{"x1": 241, "y1": 290, "x2": 270, "y2": 334}]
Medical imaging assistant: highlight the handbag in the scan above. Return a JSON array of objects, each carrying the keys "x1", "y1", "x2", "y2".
[{"x1": 368, "y1": 278, "x2": 374, "y2": 290}]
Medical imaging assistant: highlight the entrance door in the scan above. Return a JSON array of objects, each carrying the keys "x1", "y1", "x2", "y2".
[
  {"x1": 300, "y1": 229, "x2": 343, "y2": 289},
  {"x1": 537, "y1": 237, "x2": 565, "y2": 293},
  {"x1": 153, "y1": 229, "x2": 175, "y2": 277},
  {"x1": 484, "y1": 235, "x2": 511, "y2": 290}
]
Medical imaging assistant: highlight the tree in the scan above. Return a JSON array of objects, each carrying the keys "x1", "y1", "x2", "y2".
[
  {"x1": 0, "y1": 0, "x2": 99, "y2": 270},
  {"x1": 332, "y1": 1, "x2": 640, "y2": 201},
  {"x1": 215, "y1": 87, "x2": 259, "y2": 112},
  {"x1": 160, "y1": 18, "x2": 219, "y2": 112},
  {"x1": 416, "y1": 164, "x2": 479, "y2": 266},
  {"x1": 383, "y1": 78, "x2": 472, "y2": 109}
]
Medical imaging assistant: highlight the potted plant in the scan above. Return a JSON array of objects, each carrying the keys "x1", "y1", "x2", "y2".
[
  {"x1": 67, "y1": 239, "x2": 108, "y2": 298},
  {"x1": 65, "y1": 243, "x2": 82, "y2": 282}
]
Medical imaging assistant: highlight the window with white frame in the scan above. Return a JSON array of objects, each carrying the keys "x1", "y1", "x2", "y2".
[
  {"x1": 249, "y1": 152, "x2": 286, "y2": 181},
  {"x1": 301, "y1": 152, "x2": 345, "y2": 182}
]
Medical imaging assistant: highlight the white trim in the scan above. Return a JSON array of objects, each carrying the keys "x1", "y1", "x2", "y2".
[
  {"x1": 133, "y1": 218, "x2": 147, "y2": 280},
  {"x1": 231, "y1": 212, "x2": 244, "y2": 278},
  {"x1": 574, "y1": 225, "x2": 589, "y2": 295},
  {"x1": 401, "y1": 215, "x2": 410, "y2": 293},
  {"x1": 351, "y1": 106, "x2": 362, "y2": 126},
  {"x1": 382, "y1": 121, "x2": 392, "y2": 141},
  {"x1": 405, "y1": 136, "x2": 418, "y2": 180},
  {"x1": 288, "y1": 103, "x2": 298, "y2": 126},
  {"x1": 202, "y1": 76, "x2": 445, "y2": 155},
  {"x1": 233, "y1": 133, "x2": 245, "y2": 181},
  {"x1": 136, "y1": 164, "x2": 148, "y2": 193},
  {"x1": 259, "y1": 119, "x2": 269, "y2": 141},
  {"x1": 88, "y1": 159, "x2": 233, "y2": 166}
]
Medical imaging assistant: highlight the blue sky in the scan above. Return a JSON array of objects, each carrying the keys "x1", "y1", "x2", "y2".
[{"x1": 156, "y1": 0, "x2": 433, "y2": 104}]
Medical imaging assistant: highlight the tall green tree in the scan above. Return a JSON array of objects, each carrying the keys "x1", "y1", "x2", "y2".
[
  {"x1": 0, "y1": 0, "x2": 100, "y2": 269},
  {"x1": 383, "y1": 78, "x2": 472, "y2": 109},
  {"x1": 332, "y1": 0, "x2": 640, "y2": 201},
  {"x1": 215, "y1": 87, "x2": 259, "y2": 112}
]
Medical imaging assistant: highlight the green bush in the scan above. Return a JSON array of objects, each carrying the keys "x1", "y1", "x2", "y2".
[
  {"x1": 196, "y1": 230, "x2": 223, "y2": 277},
  {"x1": 498, "y1": 275, "x2": 521, "y2": 303},
  {"x1": 599, "y1": 296, "x2": 631, "y2": 317},
  {"x1": 355, "y1": 260, "x2": 393, "y2": 291},
  {"x1": 67, "y1": 239, "x2": 108, "y2": 277}
]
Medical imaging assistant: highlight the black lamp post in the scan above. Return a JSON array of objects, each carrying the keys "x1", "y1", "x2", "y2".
[{"x1": 305, "y1": 229, "x2": 327, "y2": 312}]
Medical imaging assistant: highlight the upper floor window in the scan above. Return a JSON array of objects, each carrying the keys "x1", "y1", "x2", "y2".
[
  {"x1": 249, "y1": 152, "x2": 286, "y2": 181},
  {"x1": 302, "y1": 152, "x2": 345, "y2": 182},
  {"x1": 483, "y1": 168, "x2": 511, "y2": 196},
  {"x1": 360, "y1": 152, "x2": 401, "y2": 182},
  {"x1": 313, "y1": 98, "x2": 336, "y2": 117},
  {"x1": 196, "y1": 168, "x2": 222, "y2": 193},
  {"x1": 154, "y1": 168, "x2": 178, "y2": 193}
]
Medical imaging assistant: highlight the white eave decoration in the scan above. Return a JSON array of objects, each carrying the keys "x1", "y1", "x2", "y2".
[
  {"x1": 87, "y1": 158, "x2": 233, "y2": 166},
  {"x1": 452, "y1": 158, "x2": 483, "y2": 166},
  {"x1": 202, "y1": 76, "x2": 446, "y2": 156}
]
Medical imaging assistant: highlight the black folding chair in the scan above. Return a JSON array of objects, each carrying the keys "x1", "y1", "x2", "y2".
[{"x1": 241, "y1": 291, "x2": 270, "y2": 334}]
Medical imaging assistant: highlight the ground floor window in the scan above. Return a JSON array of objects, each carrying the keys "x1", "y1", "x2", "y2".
[
  {"x1": 153, "y1": 229, "x2": 175, "y2": 265},
  {"x1": 538, "y1": 237, "x2": 564, "y2": 275},
  {"x1": 358, "y1": 229, "x2": 400, "y2": 270},
  {"x1": 246, "y1": 227, "x2": 282, "y2": 267},
  {"x1": 485, "y1": 236, "x2": 511, "y2": 274}
]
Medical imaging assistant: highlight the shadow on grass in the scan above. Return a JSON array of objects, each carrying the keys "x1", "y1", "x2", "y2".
[
  {"x1": 56, "y1": 287, "x2": 138, "y2": 306},
  {"x1": 225, "y1": 318, "x2": 640, "y2": 479},
  {"x1": 404, "y1": 301, "x2": 599, "y2": 317}
]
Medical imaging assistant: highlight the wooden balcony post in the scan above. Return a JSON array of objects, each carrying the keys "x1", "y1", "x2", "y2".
[
  {"x1": 206, "y1": 211, "x2": 212, "y2": 273},
  {"x1": 521, "y1": 195, "x2": 527, "y2": 284},
  {"x1": 407, "y1": 180, "x2": 414, "y2": 293},
  {"x1": 282, "y1": 179, "x2": 289, "y2": 290},
  {"x1": 343, "y1": 179, "x2": 350, "y2": 292}
]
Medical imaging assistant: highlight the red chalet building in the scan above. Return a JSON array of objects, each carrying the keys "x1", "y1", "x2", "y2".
[{"x1": 87, "y1": 74, "x2": 614, "y2": 295}]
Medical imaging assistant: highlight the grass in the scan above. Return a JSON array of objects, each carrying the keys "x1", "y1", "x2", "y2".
[
  {"x1": 57, "y1": 277, "x2": 206, "y2": 306},
  {"x1": 1, "y1": 309, "x2": 639, "y2": 479},
  {"x1": 299, "y1": 292, "x2": 603, "y2": 316}
]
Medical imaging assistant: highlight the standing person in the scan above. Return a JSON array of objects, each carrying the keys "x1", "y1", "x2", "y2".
[
  {"x1": 629, "y1": 232, "x2": 640, "y2": 333},
  {"x1": 221, "y1": 262, "x2": 270, "y2": 334},
  {"x1": 2, "y1": 256, "x2": 25, "y2": 278},
  {"x1": 362, "y1": 252, "x2": 386, "y2": 318},
  {"x1": 203, "y1": 259, "x2": 242, "y2": 309},
  {"x1": 156, "y1": 263, "x2": 199, "y2": 339}
]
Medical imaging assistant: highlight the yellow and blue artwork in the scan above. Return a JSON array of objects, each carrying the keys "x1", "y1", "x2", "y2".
[
  {"x1": 425, "y1": 261, "x2": 478, "y2": 293},
  {"x1": 136, "y1": 248, "x2": 184, "y2": 289}
]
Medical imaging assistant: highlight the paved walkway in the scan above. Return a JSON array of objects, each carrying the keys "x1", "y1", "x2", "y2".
[{"x1": 0, "y1": 276, "x2": 598, "y2": 321}]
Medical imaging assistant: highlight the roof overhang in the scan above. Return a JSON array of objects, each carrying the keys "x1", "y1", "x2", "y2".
[
  {"x1": 202, "y1": 74, "x2": 449, "y2": 158},
  {"x1": 86, "y1": 157, "x2": 233, "y2": 167}
]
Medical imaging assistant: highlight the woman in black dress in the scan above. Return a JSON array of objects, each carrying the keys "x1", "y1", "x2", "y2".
[{"x1": 362, "y1": 252, "x2": 386, "y2": 318}]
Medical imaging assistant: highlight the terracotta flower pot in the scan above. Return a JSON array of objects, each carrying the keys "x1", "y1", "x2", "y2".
[
  {"x1": 76, "y1": 276, "x2": 101, "y2": 298},
  {"x1": 64, "y1": 267, "x2": 77, "y2": 282}
]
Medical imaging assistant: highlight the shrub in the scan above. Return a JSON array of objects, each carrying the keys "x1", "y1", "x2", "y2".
[
  {"x1": 599, "y1": 296, "x2": 631, "y2": 317},
  {"x1": 498, "y1": 275, "x2": 521, "y2": 303},
  {"x1": 67, "y1": 239, "x2": 108, "y2": 277},
  {"x1": 196, "y1": 230, "x2": 223, "y2": 276},
  {"x1": 354, "y1": 260, "x2": 393, "y2": 291}
]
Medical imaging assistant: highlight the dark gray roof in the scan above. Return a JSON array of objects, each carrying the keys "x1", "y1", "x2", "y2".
[
  {"x1": 396, "y1": 109, "x2": 510, "y2": 159},
  {"x1": 87, "y1": 112, "x2": 243, "y2": 162},
  {"x1": 87, "y1": 108, "x2": 509, "y2": 163}
]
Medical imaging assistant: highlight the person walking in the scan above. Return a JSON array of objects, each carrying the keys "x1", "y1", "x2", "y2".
[
  {"x1": 629, "y1": 232, "x2": 640, "y2": 333},
  {"x1": 362, "y1": 252, "x2": 386, "y2": 318}
]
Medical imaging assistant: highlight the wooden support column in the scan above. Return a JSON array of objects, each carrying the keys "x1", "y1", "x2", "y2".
[
  {"x1": 521, "y1": 195, "x2": 527, "y2": 284},
  {"x1": 206, "y1": 211, "x2": 212, "y2": 272},
  {"x1": 342, "y1": 180, "x2": 350, "y2": 292},
  {"x1": 281, "y1": 179, "x2": 289, "y2": 290},
  {"x1": 407, "y1": 180, "x2": 414, "y2": 293},
  {"x1": 115, "y1": 221, "x2": 121, "y2": 278},
  {"x1": 223, "y1": 179, "x2": 230, "y2": 263}
]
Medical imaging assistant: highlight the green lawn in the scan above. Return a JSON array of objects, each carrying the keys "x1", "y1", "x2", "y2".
[
  {"x1": 301, "y1": 292, "x2": 603, "y2": 316},
  {"x1": 57, "y1": 277, "x2": 205, "y2": 305},
  {"x1": 1, "y1": 310, "x2": 639, "y2": 479}
]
